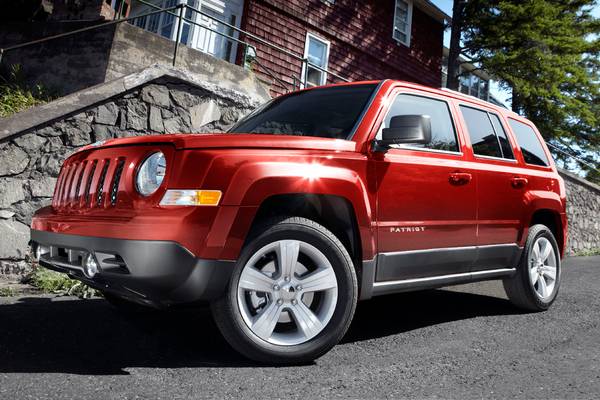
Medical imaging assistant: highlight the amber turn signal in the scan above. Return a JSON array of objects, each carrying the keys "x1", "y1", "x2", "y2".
[{"x1": 160, "y1": 190, "x2": 222, "y2": 206}]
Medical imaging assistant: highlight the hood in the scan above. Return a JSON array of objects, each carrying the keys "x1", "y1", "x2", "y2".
[{"x1": 78, "y1": 133, "x2": 356, "y2": 153}]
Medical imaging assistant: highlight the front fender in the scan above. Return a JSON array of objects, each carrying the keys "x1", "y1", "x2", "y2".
[{"x1": 213, "y1": 160, "x2": 375, "y2": 260}]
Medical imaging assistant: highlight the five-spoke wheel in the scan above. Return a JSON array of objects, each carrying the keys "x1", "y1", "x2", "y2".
[
  {"x1": 504, "y1": 224, "x2": 561, "y2": 311},
  {"x1": 211, "y1": 217, "x2": 357, "y2": 364}
]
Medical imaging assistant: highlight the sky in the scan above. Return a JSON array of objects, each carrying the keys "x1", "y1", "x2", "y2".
[{"x1": 429, "y1": 0, "x2": 600, "y2": 107}]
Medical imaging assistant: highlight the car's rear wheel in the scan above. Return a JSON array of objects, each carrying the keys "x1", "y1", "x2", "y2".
[
  {"x1": 211, "y1": 217, "x2": 357, "y2": 364},
  {"x1": 503, "y1": 224, "x2": 561, "y2": 311}
]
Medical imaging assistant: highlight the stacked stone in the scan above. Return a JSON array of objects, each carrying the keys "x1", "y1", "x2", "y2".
[
  {"x1": 0, "y1": 79, "x2": 257, "y2": 278},
  {"x1": 563, "y1": 174, "x2": 600, "y2": 255}
]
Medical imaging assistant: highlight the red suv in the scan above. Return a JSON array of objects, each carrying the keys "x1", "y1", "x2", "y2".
[{"x1": 31, "y1": 80, "x2": 567, "y2": 364}]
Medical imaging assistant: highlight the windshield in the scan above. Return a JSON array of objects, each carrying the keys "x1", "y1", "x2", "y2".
[{"x1": 228, "y1": 84, "x2": 378, "y2": 139}]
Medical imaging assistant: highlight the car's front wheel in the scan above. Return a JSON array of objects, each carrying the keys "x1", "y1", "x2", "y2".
[{"x1": 211, "y1": 217, "x2": 357, "y2": 364}]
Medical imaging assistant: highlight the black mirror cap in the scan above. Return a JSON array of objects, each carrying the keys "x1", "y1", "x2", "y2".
[{"x1": 381, "y1": 115, "x2": 432, "y2": 145}]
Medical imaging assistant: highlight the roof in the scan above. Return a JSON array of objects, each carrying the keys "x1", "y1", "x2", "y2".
[{"x1": 415, "y1": 0, "x2": 451, "y2": 24}]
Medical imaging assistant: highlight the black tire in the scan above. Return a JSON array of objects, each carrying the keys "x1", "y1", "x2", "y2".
[
  {"x1": 211, "y1": 216, "x2": 358, "y2": 364},
  {"x1": 102, "y1": 292, "x2": 155, "y2": 313},
  {"x1": 503, "y1": 224, "x2": 561, "y2": 311}
]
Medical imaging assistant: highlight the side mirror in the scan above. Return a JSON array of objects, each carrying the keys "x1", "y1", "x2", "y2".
[{"x1": 373, "y1": 115, "x2": 432, "y2": 151}]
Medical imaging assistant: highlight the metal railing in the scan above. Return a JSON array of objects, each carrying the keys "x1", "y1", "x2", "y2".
[{"x1": 0, "y1": 1, "x2": 349, "y2": 93}]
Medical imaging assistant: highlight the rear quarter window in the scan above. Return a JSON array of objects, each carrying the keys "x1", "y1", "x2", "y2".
[{"x1": 508, "y1": 119, "x2": 550, "y2": 167}]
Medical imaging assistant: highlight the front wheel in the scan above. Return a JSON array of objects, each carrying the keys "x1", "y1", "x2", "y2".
[
  {"x1": 503, "y1": 224, "x2": 561, "y2": 311},
  {"x1": 211, "y1": 217, "x2": 357, "y2": 364}
]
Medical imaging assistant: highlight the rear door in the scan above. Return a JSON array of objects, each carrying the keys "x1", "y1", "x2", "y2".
[
  {"x1": 457, "y1": 104, "x2": 525, "y2": 270},
  {"x1": 373, "y1": 90, "x2": 478, "y2": 282}
]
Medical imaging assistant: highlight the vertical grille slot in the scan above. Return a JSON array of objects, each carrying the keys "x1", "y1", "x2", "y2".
[
  {"x1": 96, "y1": 160, "x2": 110, "y2": 207},
  {"x1": 73, "y1": 160, "x2": 87, "y2": 202},
  {"x1": 84, "y1": 160, "x2": 98, "y2": 206},
  {"x1": 110, "y1": 159, "x2": 125, "y2": 206}
]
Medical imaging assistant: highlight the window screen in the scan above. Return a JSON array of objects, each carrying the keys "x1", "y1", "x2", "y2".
[
  {"x1": 508, "y1": 119, "x2": 550, "y2": 166},
  {"x1": 380, "y1": 94, "x2": 458, "y2": 152},
  {"x1": 460, "y1": 106, "x2": 502, "y2": 158},
  {"x1": 489, "y1": 113, "x2": 515, "y2": 160}
]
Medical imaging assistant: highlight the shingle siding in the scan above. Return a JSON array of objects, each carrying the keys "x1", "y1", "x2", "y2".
[{"x1": 241, "y1": 0, "x2": 444, "y2": 96}]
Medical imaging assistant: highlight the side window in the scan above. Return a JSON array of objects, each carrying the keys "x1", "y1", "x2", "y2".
[
  {"x1": 508, "y1": 119, "x2": 550, "y2": 166},
  {"x1": 489, "y1": 113, "x2": 515, "y2": 160},
  {"x1": 460, "y1": 106, "x2": 502, "y2": 158},
  {"x1": 379, "y1": 94, "x2": 459, "y2": 152}
]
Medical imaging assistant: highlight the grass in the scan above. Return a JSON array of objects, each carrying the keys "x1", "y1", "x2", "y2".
[
  {"x1": 24, "y1": 267, "x2": 98, "y2": 299},
  {"x1": 0, "y1": 287, "x2": 16, "y2": 297},
  {"x1": 0, "y1": 64, "x2": 56, "y2": 118},
  {"x1": 574, "y1": 248, "x2": 600, "y2": 257}
]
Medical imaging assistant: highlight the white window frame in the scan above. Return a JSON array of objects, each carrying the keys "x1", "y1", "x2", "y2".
[
  {"x1": 392, "y1": 0, "x2": 413, "y2": 47},
  {"x1": 301, "y1": 32, "x2": 331, "y2": 88}
]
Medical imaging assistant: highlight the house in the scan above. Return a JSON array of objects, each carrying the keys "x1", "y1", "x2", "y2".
[
  {"x1": 129, "y1": 0, "x2": 449, "y2": 95},
  {"x1": 441, "y1": 47, "x2": 508, "y2": 108}
]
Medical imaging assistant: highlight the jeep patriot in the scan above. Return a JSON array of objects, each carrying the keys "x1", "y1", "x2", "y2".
[{"x1": 31, "y1": 80, "x2": 567, "y2": 363}]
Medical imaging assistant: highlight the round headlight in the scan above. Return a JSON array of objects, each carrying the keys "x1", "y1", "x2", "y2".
[{"x1": 136, "y1": 151, "x2": 166, "y2": 196}]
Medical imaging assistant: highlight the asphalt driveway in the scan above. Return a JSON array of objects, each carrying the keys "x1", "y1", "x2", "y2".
[{"x1": 0, "y1": 256, "x2": 598, "y2": 399}]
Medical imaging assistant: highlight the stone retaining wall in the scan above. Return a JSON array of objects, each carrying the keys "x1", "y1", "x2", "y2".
[
  {"x1": 0, "y1": 67, "x2": 269, "y2": 278},
  {"x1": 560, "y1": 170, "x2": 600, "y2": 255}
]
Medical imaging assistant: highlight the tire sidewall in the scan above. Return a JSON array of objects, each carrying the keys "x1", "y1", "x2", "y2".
[
  {"x1": 520, "y1": 225, "x2": 561, "y2": 310},
  {"x1": 224, "y1": 220, "x2": 357, "y2": 361}
]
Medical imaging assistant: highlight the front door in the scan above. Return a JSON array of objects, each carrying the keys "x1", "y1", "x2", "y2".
[{"x1": 373, "y1": 92, "x2": 478, "y2": 282}]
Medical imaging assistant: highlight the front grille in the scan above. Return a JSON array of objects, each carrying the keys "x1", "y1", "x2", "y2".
[{"x1": 53, "y1": 156, "x2": 125, "y2": 210}]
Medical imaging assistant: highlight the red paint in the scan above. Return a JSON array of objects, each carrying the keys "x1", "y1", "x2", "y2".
[{"x1": 32, "y1": 80, "x2": 568, "y2": 263}]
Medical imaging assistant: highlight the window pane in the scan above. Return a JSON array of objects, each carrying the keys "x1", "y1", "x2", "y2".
[
  {"x1": 393, "y1": 0, "x2": 410, "y2": 43},
  {"x1": 381, "y1": 94, "x2": 459, "y2": 152},
  {"x1": 147, "y1": 13, "x2": 160, "y2": 32},
  {"x1": 306, "y1": 67, "x2": 323, "y2": 87},
  {"x1": 229, "y1": 84, "x2": 377, "y2": 139},
  {"x1": 460, "y1": 106, "x2": 502, "y2": 158},
  {"x1": 508, "y1": 119, "x2": 550, "y2": 166},
  {"x1": 308, "y1": 38, "x2": 327, "y2": 67},
  {"x1": 489, "y1": 114, "x2": 514, "y2": 159}
]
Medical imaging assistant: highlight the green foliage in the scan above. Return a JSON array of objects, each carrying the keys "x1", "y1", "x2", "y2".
[
  {"x1": 454, "y1": 0, "x2": 600, "y2": 167},
  {"x1": 574, "y1": 247, "x2": 600, "y2": 256},
  {"x1": 0, "y1": 287, "x2": 16, "y2": 297},
  {"x1": 0, "y1": 64, "x2": 55, "y2": 118},
  {"x1": 25, "y1": 267, "x2": 98, "y2": 299}
]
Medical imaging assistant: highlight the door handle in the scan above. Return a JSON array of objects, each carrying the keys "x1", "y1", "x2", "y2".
[
  {"x1": 511, "y1": 177, "x2": 528, "y2": 188},
  {"x1": 449, "y1": 172, "x2": 472, "y2": 185}
]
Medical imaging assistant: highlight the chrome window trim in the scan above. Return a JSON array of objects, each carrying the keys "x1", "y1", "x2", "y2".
[
  {"x1": 388, "y1": 145, "x2": 463, "y2": 156},
  {"x1": 474, "y1": 154, "x2": 519, "y2": 163}
]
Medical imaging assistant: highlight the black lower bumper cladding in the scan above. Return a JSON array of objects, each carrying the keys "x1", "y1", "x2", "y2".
[{"x1": 30, "y1": 230, "x2": 235, "y2": 307}]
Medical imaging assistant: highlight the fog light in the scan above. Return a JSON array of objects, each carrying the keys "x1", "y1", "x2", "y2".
[
  {"x1": 34, "y1": 244, "x2": 50, "y2": 261},
  {"x1": 83, "y1": 253, "x2": 99, "y2": 278}
]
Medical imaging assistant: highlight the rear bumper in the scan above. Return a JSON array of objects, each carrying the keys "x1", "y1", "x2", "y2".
[{"x1": 31, "y1": 229, "x2": 235, "y2": 307}]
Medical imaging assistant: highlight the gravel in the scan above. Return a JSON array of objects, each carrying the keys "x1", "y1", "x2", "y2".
[{"x1": 0, "y1": 256, "x2": 598, "y2": 399}]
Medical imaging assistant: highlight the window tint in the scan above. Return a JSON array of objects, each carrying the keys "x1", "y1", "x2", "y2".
[
  {"x1": 460, "y1": 106, "x2": 502, "y2": 158},
  {"x1": 380, "y1": 94, "x2": 458, "y2": 152},
  {"x1": 489, "y1": 113, "x2": 514, "y2": 159},
  {"x1": 508, "y1": 119, "x2": 550, "y2": 166},
  {"x1": 229, "y1": 84, "x2": 376, "y2": 139}
]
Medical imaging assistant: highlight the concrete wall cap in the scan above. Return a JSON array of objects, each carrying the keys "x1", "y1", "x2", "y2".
[
  {"x1": 559, "y1": 168, "x2": 600, "y2": 196},
  {"x1": 0, "y1": 64, "x2": 271, "y2": 143}
]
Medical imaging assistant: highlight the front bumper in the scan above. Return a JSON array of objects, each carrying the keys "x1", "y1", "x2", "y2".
[{"x1": 31, "y1": 230, "x2": 235, "y2": 307}]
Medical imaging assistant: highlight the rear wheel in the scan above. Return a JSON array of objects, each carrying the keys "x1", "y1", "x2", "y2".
[
  {"x1": 211, "y1": 217, "x2": 357, "y2": 364},
  {"x1": 503, "y1": 224, "x2": 561, "y2": 311}
]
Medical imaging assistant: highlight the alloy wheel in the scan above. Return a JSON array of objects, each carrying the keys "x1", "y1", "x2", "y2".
[{"x1": 236, "y1": 239, "x2": 338, "y2": 346}]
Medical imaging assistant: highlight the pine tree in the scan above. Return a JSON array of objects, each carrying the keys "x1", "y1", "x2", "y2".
[{"x1": 448, "y1": 0, "x2": 599, "y2": 166}]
